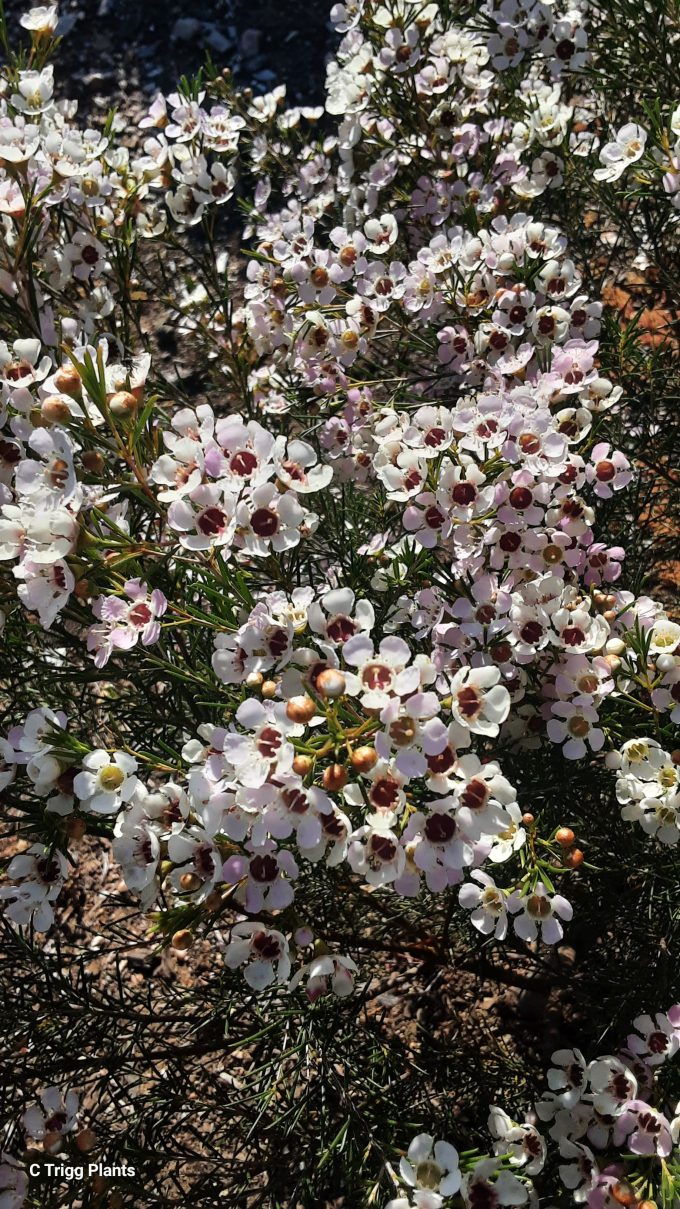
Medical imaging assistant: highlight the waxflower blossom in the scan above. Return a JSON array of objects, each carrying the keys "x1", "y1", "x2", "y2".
[
  {"x1": 87, "y1": 579, "x2": 167, "y2": 667},
  {"x1": 508, "y1": 882, "x2": 573, "y2": 944}
]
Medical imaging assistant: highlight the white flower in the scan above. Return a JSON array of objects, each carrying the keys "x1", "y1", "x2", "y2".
[
  {"x1": 289, "y1": 953, "x2": 359, "y2": 1001},
  {"x1": 73, "y1": 750, "x2": 139, "y2": 814},
  {"x1": 22, "y1": 1087, "x2": 79, "y2": 1143},
  {"x1": 19, "y1": 5, "x2": 58, "y2": 34},
  {"x1": 594, "y1": 123, "x2": 647, "y2": 183},
  {"x1": 399, "y1": 1133, "x2": 461, "y2": 1199},
  {"x1": 508, "y1": 882, "x2": 573, "y2": 945},
  {"x1": 224, "y1": 922, "x2": 291, "y2": 990},
  {"x1": 448, "y1": 665, "x2": 510, "y2": 737},
  {"x1": 459, "y1": 872, "x2": 509, "y2": 939}
]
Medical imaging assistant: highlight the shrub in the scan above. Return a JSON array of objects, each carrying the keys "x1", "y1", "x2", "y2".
[{"x1": 0, "y1": 1, "x2": 678, "y2": 1206}]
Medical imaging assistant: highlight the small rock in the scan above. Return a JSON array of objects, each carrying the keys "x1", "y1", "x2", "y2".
[
  {"x1": 239, "y1": 27, "x2": 262, "y2": 58},
  {"x1": 206, "y1": 26, "x2": 231, "y2": 55},
  {"x1": 172, "y1": 17, "x2": 201, "y2": 42}
]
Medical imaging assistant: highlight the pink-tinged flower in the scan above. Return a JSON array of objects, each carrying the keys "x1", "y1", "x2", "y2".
[
  {"x1": 167, "y1": 483, "x2": 237, "y2": 552},
  {"x1": 508, "y1": 881, "x2": 573, "y2": 945},
  {"x1": 400, "y1": 803, "x2": 469, "y2": 892},
  {"x1": 224, "y1": 922, "x2": 291, "y2": 990},
  {"x1": 308, "y1": 585, "x2": 374, "y2": 646},
  {"x1": 626, "y1": 1010, "x2": 680, "y2": 1066},
  {"x1": 289, "y1": 953, "x2": 359, "y2": 1001},
  {"x1": 347, "y1": 820, "x2": 405, "y2": 887},
  {"x1": 0, "y1": 842, "x2": 67, "y2": 932},
  {"x1": 88, "y1": 579, "x2": 167, "y2": 667},
  {"x1": 223, "y1": 840, "x2": 298, "y2": 912},
  {"x1": 222, "y1": 698, "x2": 299, "y2": 788},
  {"x1": 342, "y1": 634, "x2": 425, "y2": 711},
  {"x1": 613, "y1": 1101, "x2": 673, "y2": 1156},
  {"x1": 585, "y1": 443, "x2": 632, "y2": 499},
  {"x1": 459, "y1": 871, "x2": 509, "y2": 939}
]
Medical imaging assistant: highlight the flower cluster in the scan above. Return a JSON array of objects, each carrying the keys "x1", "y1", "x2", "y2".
[{"x1": 386, "y1": 1004, "x2": 680, "y2": 1208}]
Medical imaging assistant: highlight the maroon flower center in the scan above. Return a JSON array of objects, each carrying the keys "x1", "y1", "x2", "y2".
[
  {"x1": 424, "y1": 812, "x2": 456, "y2": 843},
  {"x1": 425, "y1": 427, "x2": 447, "y2": 447},
  {"x1": 230, "y1": 449, "x2": 258, "y2": 476},
  {"x1": 251, "y1": 507, "x2": 279, "y2": 538},
  {"x1": 370, "y1": 777, "x2": 400, "y2": 811},
  {"x1": 460, "y1": 778, "x2": 490, "y2": 811},
  {"x1": 326, "y1": 615, "x2": 357, "y2": 643},
  {"x1": 197, "y1": 506, "x2": 227, "y2": 536},
  {"x1": 500, "y1": 531, "x2": 522, "y2": 553},
  {"x1": 252, "y1": 930, "x2": 281, "y2": 959},
  {"x1": 369, "y1": 835, "x2": 397, "y2": 863},
  {"x1": 129, "y1": 602, "x2": 153, "y2": 628},
  {"x1": 595, "y1": 459, "x2": 616, "y2": 482},
  {"x1": 520, "y1": 621, "x2": 543, "y2": 644},
  {"x1": 250, "y1": 854, "x2": 278, "y2": 883},
  {"x1": 427, "y1": 747, "x2": 455, "y2": 775},
  {"x1": 362, "y1": 662, "x2": 393, "y2": 691},
  {"x1": 509, "y1": 486, "x2": 532, "y2": 510},
  {"x1": 257, "y1": 727, "x2": 283, "y2": 760},
  {"x1": 451, "y1": 481, "x2": 476, "y2": 506},
  {"x1": 456, "y1": 685, "x2": 482, "y2": 721}
]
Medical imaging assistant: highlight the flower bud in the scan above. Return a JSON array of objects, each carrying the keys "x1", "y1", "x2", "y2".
[
  {"x1": 555, "y1": 827, "x2": 575, "y2": 847},
  {"x1": 322, "y1": 763, "x2": 348, "y2": 791},
  {"x1": 521, "y1": 812, "x2": 535, "y2": 826},
  {"x1": 179, "y1": 872, "x2": 202, "y2": 893},
  {"x1": 316, "y1": 668, "x2": 347, "y2": 699},
  {"x1": 261, "y1": 680, "x2": 278, "y2": 699},
  {"x1": 54, "y1": 365, "x2": 82, "y2": 397},
  {"x1": 657, "y1": 653, "x2": 677, "y2": 673},
  {"x1": 565, "y1": 848, "x2": 584, "y2": 868},
  {"x1": 671, "y1": 750, "x2": 680, "y2": 765},
  {"x1": 108, "y1": 390, "x2": 138, "y2": 417},
  {"x1": 611, "y1": 1184, "x2": 636, "y2": 1207},
  {"x1": 245, "y1": 671, "x2": 263, "y2": 688},
  {"x1": 40, "y1": 395, "x2": 72, "y2": 425},
  {"x1": 66, "y1": 817, "x2": 87, "y2": 841},
  {"x1": 171, "y1": 928, "x2": 194, "y2": 951},
  {"x1": 606, "y1": 637, "x2": 626, "y2": 655},
  {"x1": 81, "y1": 449, "x2": 106, "y2": 475},
  {"x1": 75, "y1": 1129, "x2": 97, "y2": 1153},
  {"x1": 350, "y1": 745, "x2": 378, "y2": 772},
  {"x1": 292, "y1": 754, "x2": 313, "y2": 776},
  {"x1": 286, "y1": 695, "x2": 317, "y2": 724},
  {"x1": 204, "y1": 889, "x2": 224, "y2": 912}
]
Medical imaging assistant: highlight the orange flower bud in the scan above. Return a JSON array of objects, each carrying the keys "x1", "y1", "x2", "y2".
[
  {"x1": 316, "y1": 668, "x2": 347, "y2": 699},
  {"x1": 555, "y1": 827, "x2": 576, "y2": 847},
  {"x1": 286, "y1": 695, "x2": 316, "y2": 724},
  {"x1": 54, "y1": 365, "x2": 82, "y2": 396},
  {"x1": 171, "y1": 929, "x2": 194, "y2": 951},
  {"x1": 322, "y1": 763, "x2": 348, "y2": 791},
  {"x1": 350, "y1": 746, "x2": 378, "y2": 772}
]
